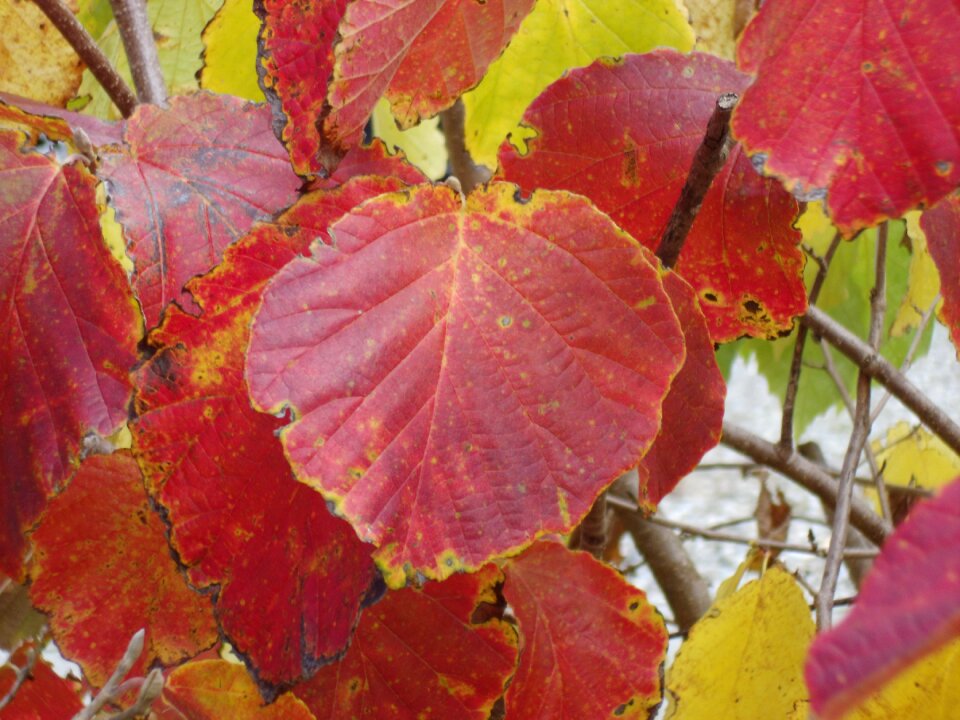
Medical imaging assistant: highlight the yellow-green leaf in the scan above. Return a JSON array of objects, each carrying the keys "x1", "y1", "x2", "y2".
[
  {"x1": 371, "y1": 97, "x2": 446, "y2": 180},
  {"x1": 665, "y1": 566, "x2": 813, "y2": 719},
  {"x1": 872, "y1": 421, "x2": 960, "y2": 493},
  {"x1": 200, "y1": 0, "x2": 264, "y2": 101},
  {"x1": 75, "y1": 0, "x2": 219, "y2": 119},
  {"x1": 462, "y1": 0, "x2": 694, "y2": 169},
  {"x1": 892, "y1": 210, "x2": 942, "y2": 337}
]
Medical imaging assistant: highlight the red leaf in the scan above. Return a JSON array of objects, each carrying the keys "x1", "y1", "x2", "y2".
[
  {"x1": 155, "y1": 660, "x2": 315, "y2": 719},
  {"x1": 99, "y1": 92, "x2": 301, "y2": 327},
  {"x1": 502, "y1": 541, "x2": 667, "y2": 718},
  {"x1": 0, "y1": 93, "x2": 121, "y2": 146},
  {"x1": 733, "y1": 0, "x2": 960, "y2": 235},
  {"x1": 0, "y1": 119, "x2": 141, "y2": 578},
  {"x1": 499, "y1": 50, "x2": 805, "y2": 342},
  {"x1": 27, "y1": 452, "x2": 218, "y2": 687},
  {"x1": 806, "y1": 477, "x2": 960, "y2": 719},
  {"x1": 246, "y1": 182, "x2": 685, "y2": 586},
  {"x1": 921, "y1": 193, "x2": 960, "y2": 356},
  {"x1": 132, "y1": 178, "x2": 409, "y2": 691},
  {"x1": 322, "y1": 0, "x2": 535, "y2": 163},
  {"x1": 638, "y1": 273, "x2": 725, "y2": 509},
  {"x1": 0, "y1": 645, "x2": 83, "y2": 719},
  {"x1": 307, "y1": 139, "x2": 428, "y2": 191},
  {"x1": 293, "y1": 564, "x2": 516, "y2": 718},
  {"x1": 255, "y1": 0, "x2": 348, "y2": 176}
]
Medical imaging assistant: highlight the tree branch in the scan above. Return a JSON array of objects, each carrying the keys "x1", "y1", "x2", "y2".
[
  {"x1": 439, "y1": 99, "x2": 490, "y2": 195},
  {"x1": 0, "y1": 647, "x2": 37, "y2": 711},
  {"x1": 31, "y1": 0, "x2": 137, "y2": 117},
  {"x1": 802, "y1": 305, "x2": 960, "y2": 456},
  {"x1": 108, "y1": 0, "x2": 166, "y2": 105},
  {"x1": 656, "y1": 92, "x2": 738, "y2": 269},
  {"x1": 73, "y1": 628, "x2": 145, "y2": 720}
]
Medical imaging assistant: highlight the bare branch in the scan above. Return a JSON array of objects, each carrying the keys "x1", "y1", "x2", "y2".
[
  {"x1": 105, "y1": 668, "x2": 164, "y2": 720},
  {"x1": 31, "y1": 0, "x2": 137, "y2": 117},
  {"x1": 439, "y1": 99, "x2": 491, "y2": 195},
  {"x1": 656, "y1": 93, "x2": 738, "y2": 268},
  {"x1": 108, "y1": 0, "x2": 166, "y2": 105},
  {"x1": 0, "y1": 647, "x2": 38, "y2": 711},
  {"x1": 73, "y1": 628, "x2": 145, "y2": 720}
]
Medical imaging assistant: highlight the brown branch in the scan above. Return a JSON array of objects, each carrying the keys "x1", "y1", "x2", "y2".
[
  {"x1": 108, "y1": 0, "x2": 166, "y2": 105},
  {"x1": 779, "y1": 233, "x2": 843, "y2": 450},
  {"x1": 656, "y1": 93, "x2": 738, "y2": 268},
  {"x1": 802, "y1": 305, "x2": 960, "y2": 456},
  {"x1": 578, "y1": 494, "x2": 608, "y2": 559},
  {"x1": 720, "y1": 422, "x2": 891, "y2": 545},
  {"x1": 31, "y1": 0, "x2": 137, "y2": 117},
  {"x1": 439, "y1": 99, "x2": 491, "y2": 195}
]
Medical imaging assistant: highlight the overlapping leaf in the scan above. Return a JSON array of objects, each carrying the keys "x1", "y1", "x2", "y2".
[
  {"x1": 307, "y1": 139, "x2": 428, "y2": 191},
  {"x1": 293, "y1": 564, "x2": 516, "y2": 718},
  {"x1": 200, "y1": 0, "x2": 265, "y2": 101},
  {"x1": 27, "y1": 452, "x2": 218, "y2": 687},
  {"x1": 247, "y1": 182, "x2": 685, "y2": 586},
  {"x1": 0, "y1": 115, "x2": 140, "y2": 577},
  {"x1": 806, "y1": 477, "x2": 960, "y2": 719},
  {"x1": 99, "y1": 92, "x2": 300, "y2": 327},
  {"x1": 733, "y1": 0, "x2": 960, "y2": 234},
  {"x1": 502, "y1": 541, "x2": 667, "y2": 718},
  {"x1": 131, "y1": 178, "x2": 413, "y2": 691},
  {"x1": 155, "y1": 660, "x2": 316, "y2": 719},
  {"x1": 921, "y1": 193, "x2": 960, "y2": 355},
  {"x1": 499, "y1": 50, "x2": 805, "y2": 342},
  {"x1": 638, "y1": 273, "x2": 725, "y2": 510},
  {"x1": 666, "y1": 566, "x2": 813, "y2": 719},
  {"x1": 462, "y1": 0, "x2": 695, "y2": 168},
  {"x1": 0, "y1": 644, "x2": 83, "y2": 718}
]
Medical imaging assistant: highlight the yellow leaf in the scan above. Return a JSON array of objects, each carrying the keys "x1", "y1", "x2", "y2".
[
  {"x1": 891, "y1": 211, "x2": 941, "y2": 337},
  {"x1": 872, "y1": 421, "x2": 960, "y2": 492},
  {"x1": 665, "y1": 566, "x2": 813, "y2": 719},
  {"x1": 0, "y1": 0, "x2": 84, "y2": 106},
  {"x1": 75, "y1": 0, "x2": 220, "y2": 119},
  {"x1": 682, "y1": 0, "x2": 738, "y2": 59},
  {"x1": 371, "y1": 98, "x2": 447, "y2": 180},
  {"x1": 839, "y1": 637, "x2": 960, "y2": 720},
  {"x1": 462, "y1": 0, "x2": 694, "y2": 169},
  {"x1": 200, "y1": 0, "x2": 264, "y2": 101}
]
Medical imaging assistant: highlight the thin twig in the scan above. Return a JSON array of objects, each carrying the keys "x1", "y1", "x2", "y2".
[
  {"x1": 780, "y1": 233, "x2": 843, "y2": 450},
  {"x1": 802, "y1": 305, "x2": 960, "y2": 456},
  {"x1": 439, "y1": 99, "x2": 491, "y2": 195},
  {"x1": 0, "y1": 647, "x2": 38, "y2": 711},
  {"x1": 656, "y1": 93, "x2": 738, "y2": 269},
  {"x1": 105, "y1": 668, "x2": 164, "y2": 720},
  {"x1": 108, "y1": 0, "x2": 166, "y2": 105},
  {"x1": 31, "y1": 0, "x2": 138, "y2": 116},
  {"x1": 73, "y1": 628, "x2": 146, "y2": 720},
  {"x1": 720, "y1": 422, "x2": 891, "y2": 545}
]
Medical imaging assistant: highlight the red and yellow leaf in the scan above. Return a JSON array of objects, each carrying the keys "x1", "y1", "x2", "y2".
[
  {"x1": 502, "y1": 541, "x2": 667, "y2": 718},
  {"x1": 98, "y1": 92, "x2": 300, "y2": 327},
  {"x1": 638, "y1": 273, "x2": 725, "y2": 510},
  {"x1": 0, "y1": 116, "x2": 140, "y2": 578},
  {"x1": 246, "y1": 182, "x2": 685, "y2": 586},
  {"x1": 293, "y1": 564, "x2": 516, "y2": 718},
  {"x1": 155, "y1": 660, "x2": 315, "y2": 719},
  {"x1": 27, "y1": 452, "x2": 217, "y2": 687},
  {"x1": 921, "y1": 193, "x2": 960, "y2": 356},
  {"x1": 806, "y1": 477, "x2": 960, "y2": 719},
  {"x1": 131, "y1": 178, "x2": 411, "y2": 691},
  {"x1": 0, "y1": 644, "x2": 83, "y2": 719},
  {"x1": 733, "y1": 0, "x2": 960, "y2": 234},
  {"x1": 307, "y1": 139, "x2": 428, "y2": 192},
  {"x1": 499, "y1": 50, "x2": 805, "y2": 342}
]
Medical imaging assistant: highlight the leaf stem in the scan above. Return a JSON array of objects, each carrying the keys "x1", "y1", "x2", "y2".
[
  {"x1": 439, "y1": 99, "x2": 490, "y2": 195},
  {"x1": 31, "y1": 0, "x2": 137, "y2": 117},
  {"x1": 655, "y1": 92, "x2": 738, "y2": 269},
  {"x1": 108, "y1": 0, "x2": 166, "y2": 105}
]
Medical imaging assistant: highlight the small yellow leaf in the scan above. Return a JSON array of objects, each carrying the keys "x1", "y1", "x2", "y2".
[
  {"x1": 872, "y1": 421, "x2": 960, "y2": 492},
  {"x1": 371, "y1": 98, "x2": 447, "y2": 180},
  {"x1": 200, "y1": 0, "x2": 264, "y2": 101},
  {"x1": 892, "y1": 211, "x2": 941, "y2": 337},
  {"x1": 666, "y1": 566, "x2": 813, "y2": 719}
]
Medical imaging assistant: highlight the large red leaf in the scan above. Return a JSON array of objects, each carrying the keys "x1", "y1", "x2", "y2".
[
  {"x1": 921, "y1": 193, "x2": 960, "y2": 356},
  {"x1": 733, "y1": 0, "x2": 960, "y2": 235},
  {"x1": 323, "y1": 0, "x2": 535, "y2": 163},
  {"x1": 502, "y1": 541, "x2": 667, "y2": 718},
  {"x1": 806, "y1": 476, "x2": 960, "y2": 719},
  {"x1": 27, "y1": 452, "x2": 218, "y2": 687},
  {"x1": 246, "y1": 182, "x2": 685, "y2": 586},
  {"x1": 98, "y1": 92, "x2": 301, "y2": 327},
  {"x1": 0, "y1": 117, "x2": 141, "y2": 578},
  {"x1": 293, "y1": 564, "x2": 516, "y2": 718},
  {"x1": 638, "y1": 272, "x2": 725, "y2": 510},
  {"x1": 499, "y1": 50, "x2": 805, "y2": 342},
  {"x1": 155, "y1": 660, "x2": 315, "y2": 719},
  {"x1": 131, "y1": 178, "x2": 410, "y2": 692},
  {"x1": 0, "y1": 644, "x2": 83, "y2": 719},
  {"x1": 255, "y1": 0, "x2": 347, "y2": 176}
]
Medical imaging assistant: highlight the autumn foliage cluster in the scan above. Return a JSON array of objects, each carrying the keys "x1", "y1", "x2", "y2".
[{"x1": 1, "y1": 0, "x2": 960, "y2": 717}]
